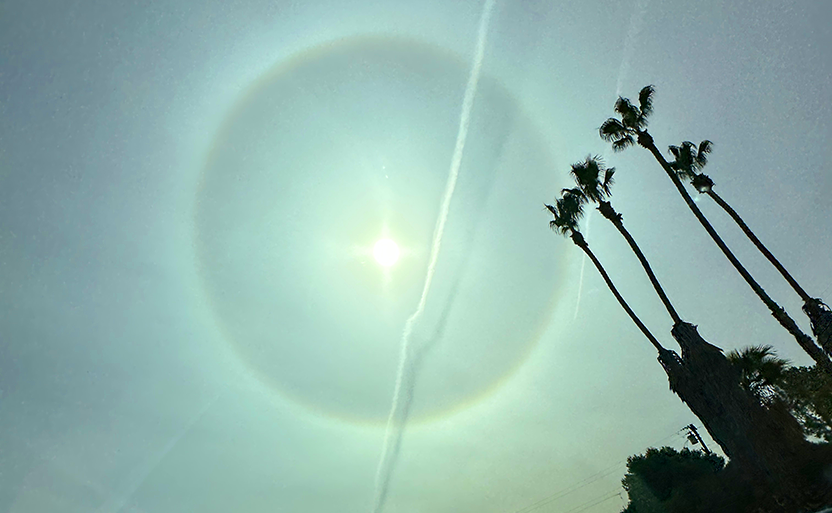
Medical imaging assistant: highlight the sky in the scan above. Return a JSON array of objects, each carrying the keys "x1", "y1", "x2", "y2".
[{"x1": 1, "y1": 0, "x2": 830, "y2": 512}]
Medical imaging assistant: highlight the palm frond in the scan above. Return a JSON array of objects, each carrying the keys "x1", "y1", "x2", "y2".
[
  {"x1": 612, "y1": 135, "x2": 635, "y2": 152},
  {"x1": 638, "y1": 85, "x2": 655, "y2": 120},
  {"x1": 559, "y1": 189, "x2": 586, "y2": 219},
  {"x1": 602, "y1": 167, "x2": 615, "y2": 194},
  {"x1": 727, "y1": 344, "x2": 791, "y2": 391},
  {"x1": 694, "y1": 140, "x2": 713, "y2": 169},
  {"x1": 611, "y1": 96, "x2": 641, "y2": 130},
  {"x1": 668, "y1": 142, "x2": 697, "y2": 180},
  {"x1": 599, "y1": 118, "x2": 628, "y2": 142},
  {"x1": 545, "y1": 203, "x2": 558, "y2": 217},
  {"x1": 569, "y1": 156, "x2": 615, "y2": 203},
  {"x1": 613, "y1": 97, "x2": 636, "y2": 119}
]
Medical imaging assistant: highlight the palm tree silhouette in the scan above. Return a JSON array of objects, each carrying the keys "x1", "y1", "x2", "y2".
[
  {"x1": 599, "y1": 85, "x2": 832, "y2": 375},
  {"x1": 547, "y1": 188, "x2": 812, "y2": 481},
  {"x1": 726, "y1": 344, "x2": 790, "y2": 399},
  {"x1": 546, "y1": 188, "x2": 668, "y2": 355},
  {"x1": 669, "y1": 140, "x2": 832, "y2": 357},
  {"x1": 569, "y1": 156, "x2": 682, "y2": 326}
]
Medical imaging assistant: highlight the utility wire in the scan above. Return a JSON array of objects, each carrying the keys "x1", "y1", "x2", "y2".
[
  {"x1": 509, "y1": 429, "x2": 687, "y2": 513},
  {"x1": 562, "y1": 489, "x2": 624, "y2": 513}
]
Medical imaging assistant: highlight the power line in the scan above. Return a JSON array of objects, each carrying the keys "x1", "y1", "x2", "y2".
[
  {"x1": 511, "y1": 464, "x2": 625, "y2": 513},
  {"x1": 562, "y1": 489, "x2": 623, "y2": 513},
  {"x1": 509, "y1": 429, "x2": 688, "y2": 513}
]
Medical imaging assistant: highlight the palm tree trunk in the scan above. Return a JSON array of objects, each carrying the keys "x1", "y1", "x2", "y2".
[
  {"x1": 803, "y1": 299, "x2": 832, "y2": 356},
  {"x1": 598, "y1": 201, "x2": 682, "y2": 326},
  {"x1": 706, "y1": 189, "x2": 811, "y2": 301},
  {"x1": 707, "y1": 188, "x2": 832, "y2": 356},
  {"x1": 635, "y1": 130, "x2": 832, "y2": 375},
  {"x1": 568, "y1": 230, "x2": 666, "y2": 353}
]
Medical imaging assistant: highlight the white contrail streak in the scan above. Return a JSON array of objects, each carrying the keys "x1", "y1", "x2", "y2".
[
  {"x1": 370, "y1": 1, "x2": 497, "y2": 511},
  {"x1": 615, "y1": 0, "x2": 651, "y2": 97},
  {"x1": 572, "y1": 210, "x2": 592, "y2": 320},
  {"x1": 96, "y1": 394, "x2": 220, "y2": 513}
]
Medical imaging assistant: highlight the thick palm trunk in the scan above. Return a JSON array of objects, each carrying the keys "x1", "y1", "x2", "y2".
[
  {"x1": 597, "y1": 201, "x2": 682, "y2": 325},
  {"x1": 803, "y1": 299, "x2": 832, "y2": 356},
  {"x1": 636, "y1": 130, "x2": 832, "y2": 375},
  {"x1": 568, "y1": 230, "x2": 666, "y2": 353},
  {"x1": 707, "y1": 189, "x2": 832, "y2": 356}
]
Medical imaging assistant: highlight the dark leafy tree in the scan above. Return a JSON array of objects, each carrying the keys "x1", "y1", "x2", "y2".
[
  {"x1": 779, "y1": 366, "x2": 832, "y2": 442},
  {"x1": 669, "y1": 140, "x2": 832, "y2": 357},
  {"x1": 621, "y1": 447, "x2": 730, "y2": 513},
  {"x1": 599, "y1": 85, "x2": 832, "y2": 376}
]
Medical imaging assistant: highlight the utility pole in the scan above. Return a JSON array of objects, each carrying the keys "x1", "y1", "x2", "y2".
[{"x1": 684, "y1": 424, "x2": 712, "y2": 455}]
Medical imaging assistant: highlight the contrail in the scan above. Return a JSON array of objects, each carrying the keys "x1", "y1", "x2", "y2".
[
  {"x1": 573, "y1": 209, "x2": 592, "y2": 320},
  {"x1": 371, "y1": 0, "x2": 497, "y2": 511},
  {"x1": 370, "y1": 279, "x2": 463, "y2": 512},
  {"x1": 96, "y1": 394, "x2": 220, "y2": 513},
  {"x1": 615, "y1": 0, "x2": 651, "y2": 97},
  {"x1": 576, "y1": 0, "x2": 649, "y2": 321}
]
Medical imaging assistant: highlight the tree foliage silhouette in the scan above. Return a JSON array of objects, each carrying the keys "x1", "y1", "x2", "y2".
[{"x1": 600, "y1": 85, "x2": 832, "y2": 375}]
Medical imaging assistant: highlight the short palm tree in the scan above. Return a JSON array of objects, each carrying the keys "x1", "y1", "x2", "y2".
[
  {"x1": 670, "y1": 140, "x2": 832, "y2": 357},
  {"x1": 599, "y1": 85, "x2": 832, "y2": 375},
  {"x1": 569, "y1": 156, "x2": 682, "y2": 326},
  {"x1": 546, "y1": 188, "x2": 667, "y2": 354},
  {"x1": 726, "y1": 345, "x2": 790, "y2": 401}
]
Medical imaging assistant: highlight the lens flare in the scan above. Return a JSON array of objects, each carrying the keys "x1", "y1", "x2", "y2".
[{"x1": 373, "y1": 239, "x2": 400, "y2": 267}]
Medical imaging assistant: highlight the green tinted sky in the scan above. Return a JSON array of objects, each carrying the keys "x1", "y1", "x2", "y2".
[{"x1": 1, "y1": 0, "x2": 830, "y2": 511}]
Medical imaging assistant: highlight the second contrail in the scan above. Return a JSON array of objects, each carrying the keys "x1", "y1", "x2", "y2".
[{"x1": 370, "y1": 1, "x2": 498, "y2": 511}]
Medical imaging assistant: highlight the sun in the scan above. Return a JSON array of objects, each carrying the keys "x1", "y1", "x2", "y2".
[{"x1": 373, "y1": 238, "x2": 400, "y2": 267}]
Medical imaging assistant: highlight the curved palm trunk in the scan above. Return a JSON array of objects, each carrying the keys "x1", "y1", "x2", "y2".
[
  {"x1": 597, "y1": 201, "x2": 682, "y2": 326},
  {"x1": 635, "y1": 130, "x2": 832, "y2": 375},
  {"x1": 568, "y1": 230, "x2": 666, "y2": 353},
  {"x1": 707, "y1": 188, "x2": 832, "y2": 356},
  {"x1": 706, "y1": 189, "x2": 810, "y2": 300}
]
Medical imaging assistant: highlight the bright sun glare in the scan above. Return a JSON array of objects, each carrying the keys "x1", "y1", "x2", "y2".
[{"x1": 373, "y1": 238, "x2": 400, "y2": 267}]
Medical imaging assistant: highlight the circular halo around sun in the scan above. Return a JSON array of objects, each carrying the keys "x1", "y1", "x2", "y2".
[
  {"x1": 195, "y1": 36, "x2": 566, "y2": 424},
  {"x1": 373, "y1": 239, "x2": 400, "y2": 267}
]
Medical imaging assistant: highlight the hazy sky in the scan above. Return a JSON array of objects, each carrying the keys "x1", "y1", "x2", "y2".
[{"x1": 1, "y1": 0, "x2": 830, "y2": 512}]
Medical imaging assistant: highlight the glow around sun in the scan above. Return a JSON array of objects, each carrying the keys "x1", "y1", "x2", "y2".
[{"x1": 373, "y1": 238, "x2": 400, "y2": 267}]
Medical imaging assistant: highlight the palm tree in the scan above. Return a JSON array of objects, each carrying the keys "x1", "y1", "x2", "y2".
[
  {"x1": 726, "y1": 344, "x2": 790, "y2": 400},
  {"x1": 599, "y1": 85, "x2": 832, "y2": 375},
  {"x1": 547, "y1": 188, "x2": 813, "y2": 487},
  {"x1": 546, "y1": 189, "x2": 668, "y2": 355},
  {"x1": 569, "y1": 156, "x2": 682, "y2": 326},
  {"x1": 728, "y1": 346, "x2": 832, "y2": 439},
  {"x1": 669, "y1": 140, "x2": 832, "y2": 357}
]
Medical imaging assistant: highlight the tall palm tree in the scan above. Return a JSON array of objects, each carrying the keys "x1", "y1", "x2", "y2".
[
  {"x1": 569, "y1": 156, "x2": 682, "y2": 326},
  {"x1": 599, "y1": 85, "x2": 832, "y2": 375},
  {"x1": 546, "y1": 189, "x2": 668, "y2": 355},
  {"x1": 547, "y1": 189, "x2": 814, "y2": 487},
  {"x1": 669, "y1": 140, "x2": 832, "y2": 357}
]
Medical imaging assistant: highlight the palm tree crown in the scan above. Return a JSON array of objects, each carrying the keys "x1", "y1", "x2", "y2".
[
  {"x1": 669, "y1": 139, "x2": 713, "y2": 186},
  {"x1": 546, "y1": 188, "x2": 584, "y2": 235},
  {"x1": 599, "y1": 85, "x2": 655, "y2": 151},
  {"x1": 569, "y1": 156, "x2": 615, "y2": 203},
  {"x1": 727, "y1": 345, "x2": 791, "y2": 396}
]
